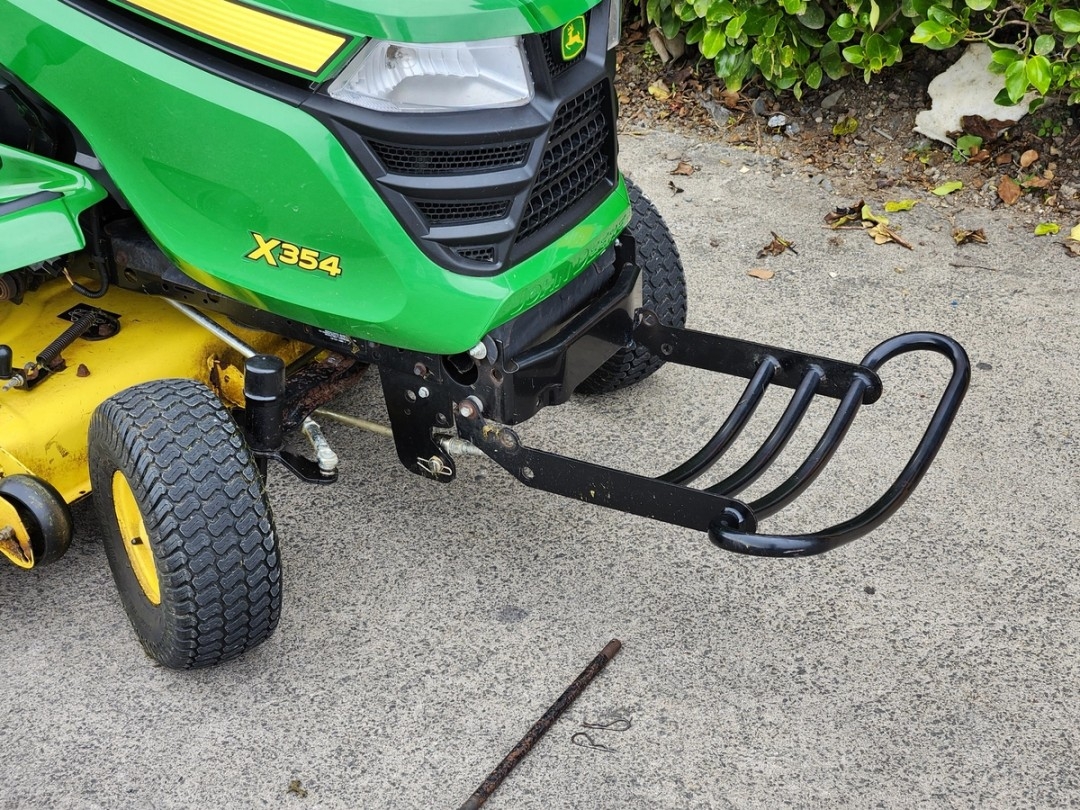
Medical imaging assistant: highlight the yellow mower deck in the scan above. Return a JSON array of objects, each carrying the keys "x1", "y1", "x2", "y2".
[{"x1": 0, "y1": 278, "x2": 308, "y2": 504}]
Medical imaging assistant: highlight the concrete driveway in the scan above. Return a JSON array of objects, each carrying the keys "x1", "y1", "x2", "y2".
[{"x1": 3, "y1": 129, "x2": 1078, "y2": 809}]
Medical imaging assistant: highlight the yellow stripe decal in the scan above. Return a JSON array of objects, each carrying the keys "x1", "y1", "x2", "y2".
[{"x1": 118, "y1": 0, "x2": 348, "y2": 75}]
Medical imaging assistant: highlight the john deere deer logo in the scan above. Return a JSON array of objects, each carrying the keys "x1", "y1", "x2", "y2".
[{"x1": 561, "y1": 16, "x2": 586, "y2": 61}]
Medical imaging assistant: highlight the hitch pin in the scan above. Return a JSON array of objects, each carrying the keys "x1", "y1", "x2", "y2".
[{"x1": 301, "y1": 417, "x2": 338, "y2": 475}]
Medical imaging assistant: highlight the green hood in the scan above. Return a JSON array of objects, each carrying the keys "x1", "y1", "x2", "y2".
[{"x1": 250, "y1": 0, "x2": 598, "y2": 42}]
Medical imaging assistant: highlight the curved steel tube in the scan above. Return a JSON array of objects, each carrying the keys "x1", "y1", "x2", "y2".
[
  {"x1": 707, "y1": 365, "x2": 823, "y2": 497},
  {"x1": 659, "y1": 357, "x2": 779, "y2": 485},
  {"x1": 744, "y1": 373, "x2": 873, "y2": 519},
  {"x1": 711, "y1": 332, "x2": 970, "y2": 556}
]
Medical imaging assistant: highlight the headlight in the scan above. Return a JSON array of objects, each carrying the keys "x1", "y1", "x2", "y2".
[
  {"x1": 608, "y1": 0, "x2": 623, "y2": 50},
  {"x1": 328, "y1": 37, "x2": 533, "y2": 113}
]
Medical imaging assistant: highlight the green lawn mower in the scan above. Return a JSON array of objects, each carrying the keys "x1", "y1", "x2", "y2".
[{"x1": 0, "y1": 0, "x2": 970, "y2": 669}]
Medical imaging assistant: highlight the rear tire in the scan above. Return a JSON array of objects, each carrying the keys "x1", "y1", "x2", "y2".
[
  {"x1": 576, "y1": 178, "x2": 687, "y2": 395},
  {"x1": 89, "y1": 378, "x2": 281, "y2": 669}
]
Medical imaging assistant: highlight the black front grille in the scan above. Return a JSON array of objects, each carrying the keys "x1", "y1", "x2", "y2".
[
  {"x1": 516, "y1": 83, "x2": 612, "y2": 243},
  {"x1": 415, "y1": 199, "x2": 511, "y2": 225},
  {"x1": 369, "y1": 140, "x2": 530, "y2": 176},
  {"x1": 454, "y1": 246, "x2": 497, "y2": 263}
]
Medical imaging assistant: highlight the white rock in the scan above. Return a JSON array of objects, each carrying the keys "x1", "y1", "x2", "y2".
[{"x1": 913, "y1": 43, "x2": 1036, "y2": 145}]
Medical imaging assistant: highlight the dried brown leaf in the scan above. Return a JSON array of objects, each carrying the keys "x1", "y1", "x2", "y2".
[
  {"x1": 1021, "y1": 175, "x2": 1051, "y2": 189},
  {"x1": 757, "y1": 231, "x2": 797, "y2": 258},
  {"x1": 825, "y1": 200, "x2": 864, "y2": 227},
  {"x1": 719, "y1": 89, "x2": 741, "y2": 109},
  {"x1": 866, "y1": 222, "x2": 913, "y2": 250},
  {"x1": 747, "y1": 268, "x2": 775, "y2": 280},
  {"x1": 1019, "y1": 149, "x2": 1039, "y2": 169},
  {"x1": 648, "y1": 80, "x2": 672, "y2": 100},
  {"x1": 670, "y1": 160, "x2": 695, "y2": 176},
  {"x1": 961, "y1": 115, "x2": 1015, "y2": 142},
  {"x1": 953, "y1": 228, "x2": 988, "y2": 246},
  {"x1": 668, "y1": 180, "x2": 683, "y2": 195},
  {"x1": 998, "y1": 175, "x2": 1022, "y2": 206}
]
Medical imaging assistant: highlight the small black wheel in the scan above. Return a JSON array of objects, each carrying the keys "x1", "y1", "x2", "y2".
[
  {"x1": 576, "y1": 178, "x2": 688, "y2": 395},
  {"x1": 88, "y1": 378, "x2": 281, "y2": 669},
  {"x1": 0, "y1": 474, "x2": 72, "y2": 568}
]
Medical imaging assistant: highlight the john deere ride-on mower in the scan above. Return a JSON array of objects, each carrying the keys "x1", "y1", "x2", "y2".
[{"x1": 0, "y1": 0, "x2": 969, "y2": 669}]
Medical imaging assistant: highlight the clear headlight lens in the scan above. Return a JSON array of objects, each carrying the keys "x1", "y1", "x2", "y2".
[
  {"x1": 328, "y1": 37, "x2": 533, "y2": 113},
  {"x1": 608, "y1": 0, "x2": 623, "y2": 50}
]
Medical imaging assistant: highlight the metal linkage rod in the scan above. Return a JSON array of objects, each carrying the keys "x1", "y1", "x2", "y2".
[
  {"x1": 457, "y1": 639, "x2": 622, "y2": 810},
  {"x1": 164, "y1": 299, "x2": 257, "y2": 358}
]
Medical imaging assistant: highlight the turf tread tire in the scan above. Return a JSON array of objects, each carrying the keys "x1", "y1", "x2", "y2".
[
  {"x1": 576, "y1": 179, "x2": 688, "y2": 395},
  {"x1": 89, "y1": 378, "x2": 281, "y2": 670}
]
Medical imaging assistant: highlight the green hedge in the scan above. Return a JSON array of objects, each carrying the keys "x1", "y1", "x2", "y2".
[{"x1": 634, "y1": 0, "x2": 1080, "y2": 105}]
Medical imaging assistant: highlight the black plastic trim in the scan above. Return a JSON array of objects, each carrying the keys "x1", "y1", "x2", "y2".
[{"x1": 0, "y1": 190, "x2": 62, "y2": 217}]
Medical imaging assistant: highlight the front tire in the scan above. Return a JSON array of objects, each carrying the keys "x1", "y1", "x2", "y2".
[
  {"x1": 576, "y1": 178, "x2": 688, "y2": 395},
  {"x1": 89, "y1": 378, "x2": 281, "y2": 669},
  {"x1": 0, "y1": 474, "x2": 72, "y2": 568}
]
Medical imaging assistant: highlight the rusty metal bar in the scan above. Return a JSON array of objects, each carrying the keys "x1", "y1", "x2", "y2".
[{"x1": 457, "y1": 638, "x2": 622, "y2": 810}]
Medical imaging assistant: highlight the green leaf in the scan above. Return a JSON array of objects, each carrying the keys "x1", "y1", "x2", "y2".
[
  {"x1": 805, "y1": 61, "x2": 824, "y2": 89},
  {"x1": 1034, "y1": 222, "x2": 1060, "y2": 236},
  {"x1": 1027, "y1": 55, "x2": 1052, "y2": 95},
  {"x1": 990, "y1": 46, "x2": 1022, "y2": 66},
  {"x1": 1005, "y1": 59, "x2": 1030, "y2": 104},
  {"x1": 1053, "y1": 9, "x2": 1080, "y2": 33},
  {"x1": 820, "y1": 40, "x2": 846, "y2": 79},
  {"x1": 932, "y1": 181, "x2": 963, "y2": 196},
  {"x1": 701, "y1": 24, "x2": 727, "y2": 58},
  {"x1": 993, "y1": 87, "x2": 1014, "y2": 106},
  {"x1": 781, "y1": 0, "x2": 806, "y2": 14},
  {"x1": 842, "y1": 45, "x2": 865, "y2": 65},
  {"x1": 685, "y1": 18, "x2": 706, "y2": 45},
  {"x1": 869, "y1": 0, "x2": 881, "y2": 30},
  {"x1": 832, "y1": 116, "x2": 859, "y2": 136},
  {"x1": 927, "y1": 5, "x2": 959, "y2": 25},
  {"x1": 676, "y1": 2, "x2": 698, "y2": 22},
  {"x1": 965, "y1": 0, "x2": 993, "y2": 9},
  {"x1": 884, "y1": 199, "x2": 917, "y2": 212},
  {"x1": 1033, "y1": 34, "x2": 1055, "y2": 56},
  {"x1": 798, "y1": 1, "x2": 826, "y2": 29},
  {"x1": 911, "y1": 20, "x2": 946, "y2": 45},
  {"x1": 864, "y1": 33, "x2": 891, "y2": 71},
  {"x1": 828, "y1": 17, "x2": 857, "y2": 43},
  {"x1": 953, "y1": 134, "x2": 983, "y2": 161}
]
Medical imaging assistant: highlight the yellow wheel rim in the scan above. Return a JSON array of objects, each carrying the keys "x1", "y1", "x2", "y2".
[
  {"x1": 0, "y1": 494, "x2": 34, "y2": 569},
  {"x1": 111, "y1": 472, "x2": 161, "y2": 605}
]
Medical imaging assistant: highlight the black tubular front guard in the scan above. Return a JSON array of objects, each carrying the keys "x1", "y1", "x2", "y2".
[{"x1": 456, "y1": 310, "x2": 970, "y2": 558}]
